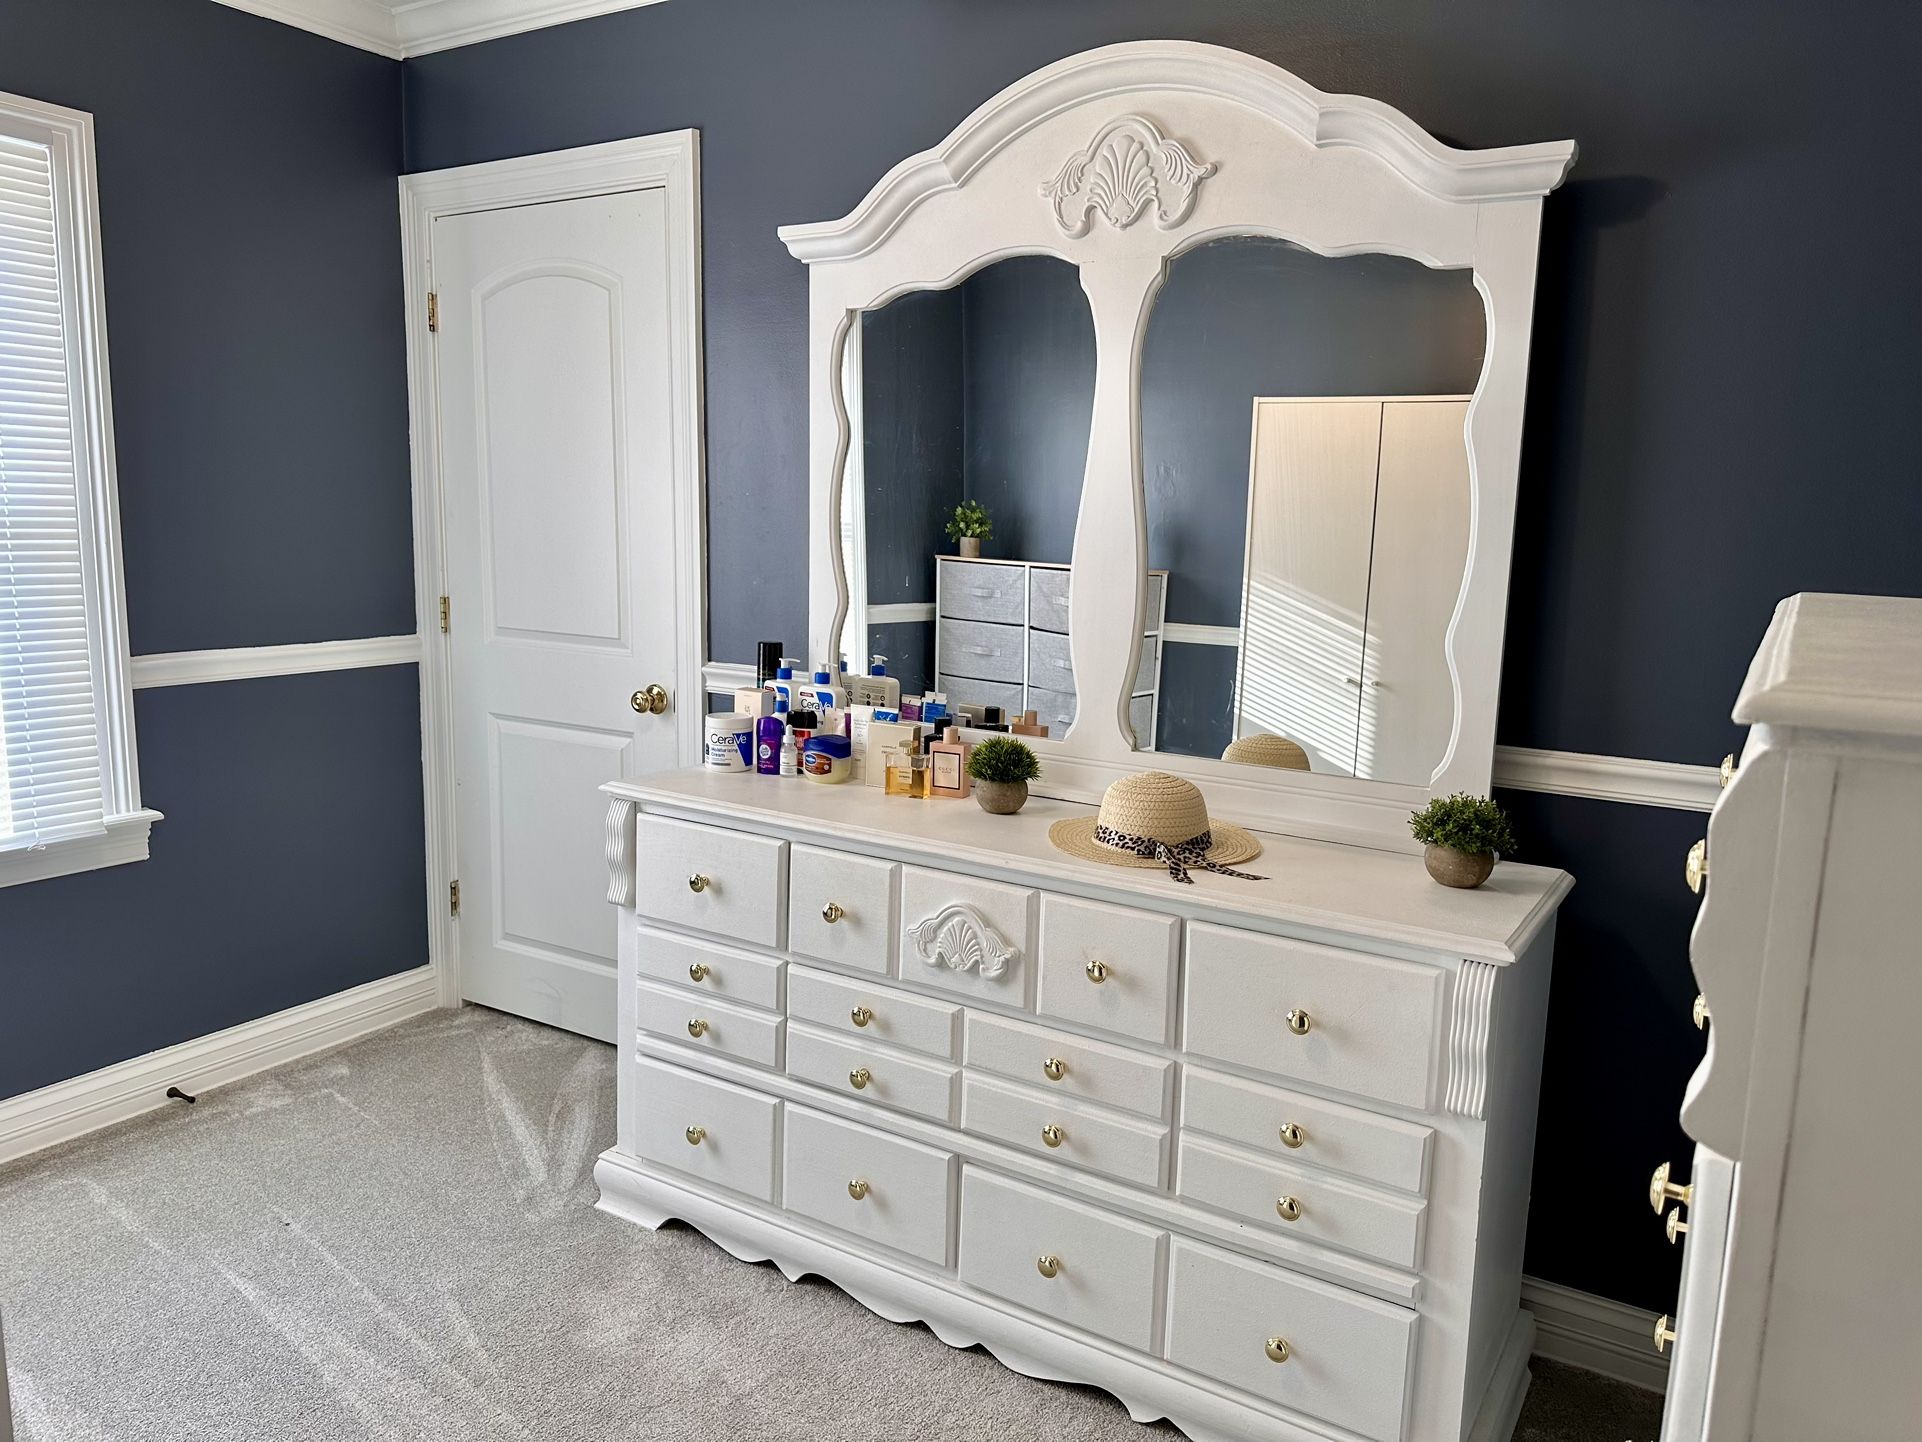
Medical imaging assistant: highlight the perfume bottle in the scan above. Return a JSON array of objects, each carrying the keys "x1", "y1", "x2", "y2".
[
  {"x1": 883, "y1": 746, "x2": 931, "y2": 798},
  {"x1": 928, "y1": 725, "x2": 971, "y2": 799}
]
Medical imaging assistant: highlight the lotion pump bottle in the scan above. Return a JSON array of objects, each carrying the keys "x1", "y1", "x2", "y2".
[
  {"x1": 800, "y1": 662, "x2": 845, "y2": 717},
  {"x1": 771, "y1": 658, "x2": 803, "y2": 711},
  {"x1": 851, "y1": 655, "x2": 902, "y2": 709}
]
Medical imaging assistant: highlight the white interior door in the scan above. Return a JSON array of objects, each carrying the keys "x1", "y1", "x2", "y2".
[{"x1": 434, "y1": 187, "x2": 684, "y2": 1041}]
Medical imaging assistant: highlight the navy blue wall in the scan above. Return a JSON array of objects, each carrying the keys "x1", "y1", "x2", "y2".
[{"x1": 0, "y1": 0, "x2": 423, "y2": 1098}]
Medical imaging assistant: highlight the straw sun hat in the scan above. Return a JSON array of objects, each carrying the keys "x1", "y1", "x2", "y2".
[{"x1": 1048, "y1": 771, "x2": 1265, "y2": 884}]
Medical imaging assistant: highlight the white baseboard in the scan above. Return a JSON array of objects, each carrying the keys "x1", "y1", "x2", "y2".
[
  {"x1": 1522, "y1": 1274, "x2": 1669, "y2": 1393},
  {"x1": 0, "y1": 967, "x2": 440, "y2": 1166}
]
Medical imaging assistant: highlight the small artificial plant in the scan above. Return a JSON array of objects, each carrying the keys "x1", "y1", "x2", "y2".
[
  {"x1": 1408, "y1": 792, "x2": 1516, "y2": 858},
  {"x1": 966, "y1": 735, "x2": 1041, "y2": 785},
  {"x1": 945, "y1": 499, "x2": 993, "y2": 543}
]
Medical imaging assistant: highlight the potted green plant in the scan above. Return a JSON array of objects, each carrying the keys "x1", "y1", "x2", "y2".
[
  {"x1": 1408, "y1": 793, "x2": 1517, "y2": 889},
  {"x1": 966, "y1": 735, "x2": 1040, "y2": 815},
  {"x1": 946, "y1": 499, "x2": 992, "y2": 559}
]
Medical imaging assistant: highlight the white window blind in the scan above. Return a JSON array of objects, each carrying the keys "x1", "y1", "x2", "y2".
[{"x1": 0, "y1": 120, "x2": 108, "y2": 851}]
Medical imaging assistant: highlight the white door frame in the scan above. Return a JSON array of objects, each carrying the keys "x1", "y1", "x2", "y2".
[{"x1": 400, "y1": 131, "x2": 707, "y2": 1010}]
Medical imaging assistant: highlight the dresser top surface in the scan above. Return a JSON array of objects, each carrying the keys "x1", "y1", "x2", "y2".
[
  {"x1": 1736, "y1": 592, "x2": 1922, "y2": 737},
  {"x1": 608, "y1": 769, "x2": 1570, "y2": 964}
]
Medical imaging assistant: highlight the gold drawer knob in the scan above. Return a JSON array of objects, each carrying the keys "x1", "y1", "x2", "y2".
[
  {"x1": 822, "y1": 901, "x2": 846, "y2": 924},
  {"x1": 688, "y1": 962, "x2": 709, "y2": 983},
  {"x1": 849, "y1": 1067, "x2": 871, "y2": 1091},
  {"x1": 1692, "y1": 993, "x2": 1709, "y2": 1030},
  {"x1": 1666, "y1": 1209, "x2": 1688, "y2": 1244},
  {"x1": 1084, "y1": 958, "x2": 1109, "y2": 984},
  {"x1": 847, "y1": 1178, "x2": 870, "y2": 1201},
  {"x1": 850, "y1": 1006, "x2": 874, "y2": 1028},
  {"x1": 1653, "y1": 1314, "x2": 1677, "y2": 1355},
  {"x1": 686, "y1": 1018, "x2": 709, "y2": 1038},
  {"x1": 1285, "y1": 1009, "x2": 1312, "y2": 1036},
  {"x1": 684, "y1": 1125, "x2": 706, "y2": 1146},
  {"x1": 1264, "y1": 1337, "x2": 1292, "y2": 1364},
  {"x1": 1684, "y1": 839, "x2": 1707, "y2": 894},
  {"x1": 1278, "y1": 1122, "x2": 1305, "y2": 1149},
  {"x1": 687, "y1": 872, "x2": 711, "y2": 894},
  {"x1": 1719, "y1": 753, "x2": 1737, "y2": 789},
  {"x1": 1036, "y1": 1254, "x2": 1061, "y2": 1279},
  {"x1": 1275, "y1": 1195, "x2": 1302, "y2": 1222},
  {"x1": 1043, "y1": 1057, "x2": 1068, "y2": 1082},
  {"x1": 1041, "y1": 1123, "x2": 1065, "y2": 1148},
  {"x1": 1650, "y1": 1160, "x2": 1693, "y2": 1214}
]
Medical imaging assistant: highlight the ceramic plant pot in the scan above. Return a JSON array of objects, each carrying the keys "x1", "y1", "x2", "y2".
[
  {"x1": 957, "y1": 536, "x2": 982, "y2": 559},
  {"x1": 974, "y1": 778, "x2": 1028, "y2": 815},
  {"x1": 1424, "y1": 844, "x2": 1495, "y2": 889}
]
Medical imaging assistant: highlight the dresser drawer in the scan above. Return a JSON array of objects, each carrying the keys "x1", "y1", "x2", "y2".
[
  {"x1": 786, "y1": 1020, "x2": 958, "y2": 1124},
  {"x1": 637, "y1": 926, "x2": 784, "y2": 1012},
  {"x1": 1183, "y1": 925, "x2": 1444, "y2": 1110},
  {"x1": 1028, "y1": 567, "x2": 1071, "y2": 634},
  {"x1": 633, "y1": 815, "x2": 786, "y2": 949},
  {"x1": 783, "y1": 1106, "x2": 955, "y2": 1267},
  {"x1": 1027, "y1": 628, "x2": 1076, "y2": 690},
  {"x1": 1165, "y1": 1239, "x2": 1416, "y2": 1442},
  {"x1": 636, "y1": 979, "x2": 783, "y2": 1070},
  {"x1": 900, "y1": 867, "x2": 1035, "y2": 1007},
  {"x1": 935, "y1": 674, "x2": 1026, "y2": 718},
  {"x1": 1176, "y1": 1135, "x2": 1426, "y2": 1269},
  {"x1": 939, "y1": 559, "x2": 1027, "y2": 626},
  {"x1": 630, "y1": 1056, "x2": 780, "y2": 1204},
  {"x1": 1036, "y1": 894, "x2": 1178, "y2": 1045},
  {"x1": 938, "y1": 617, "x2": 1026, "y2": 684},
  {"x1": 1181, "y1": 1066, "x2": 1433, "y2": 1196},
  {"x1": 789, "y1": 965, "x2": 959, "y2": 1060},
  {"x1": 964, "y1": 1011, "x2": 1172, "y2": 1119},
  {"x1": 1028, "y1": 684, "x2": 1077, "y2": 733},
  {"x1": 958, "y1": 1168, "x2": 1165, "y2": 1354},
  {"x1": 960, "y1": 1074, "x2": 1167, "y2": 1188},
  {"x1": 788, "y1": 845, "x2": 896, "y2": 976}
]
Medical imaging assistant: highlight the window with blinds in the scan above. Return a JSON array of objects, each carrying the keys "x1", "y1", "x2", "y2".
[{"x1": 0, "y1": 90, "x2": 148, "y2": 884}]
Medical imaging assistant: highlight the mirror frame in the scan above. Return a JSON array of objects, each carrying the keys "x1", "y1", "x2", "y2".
[{"x1": 779, "y1": 40, "x2": 1575, "y2": 851}]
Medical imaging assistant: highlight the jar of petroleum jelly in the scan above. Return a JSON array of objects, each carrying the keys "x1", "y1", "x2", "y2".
[
  {"x1": 801, "y1": 734, "x2": 852, "y2": 783},
  {"x1": 704, "y1": 712, "x2": 752, "y2": 771}
]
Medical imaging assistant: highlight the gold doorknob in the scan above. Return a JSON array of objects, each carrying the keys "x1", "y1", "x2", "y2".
[
  {"x1": 1084, "y1": 958, "x2": 1109, "y2": 984},
  {"x1": 1041, "y1": 1123, "x2": 1065, "y2": 1148},
  {"x1": 1278, "y1": 1122, "x2": 1305, "y2": 1149},
  {"x1": 1685, "y1": 839, "x2": 1707, "y2": 894},
  {"x1": 849, "y1": 1067, "x2": 871, "y2": 1090},
  {"x1": 847, "y1": 1178, "x2": 870, "y2": 1201},
  {"x1": 687, "y1": 873, "x2": 710, "y2": 894},
  {"x1": 1043, "y1": 1057, "x2": 1068, "y2": 1082},
  {"x1": 821, "y1": 901, "x2": 845, "y2": 924},
  {"x1": 850, "y1": 1006, "x2": 873, "y2": 1028},
  {"x1": 1036, "y1": 1254, "x2": 1061, "y2": 1279},
  {"x1": 684, "y1": 1125, "x2": 706, "y2": 1145},
  {"x1": 1286, "y1": 1009, "x2": 1312, "y2": 1036},
  {"x1": 1264, "y1": 1337, "x2": 1292, "y2": 1364},
  {"x1": 688, "y1": 962, "x2": 709, "y2": 983},
  {"x1": 630, "y1": 684, "x2": 669, "y2": 716},
  {"x1": 687, "y1": 1018, "x2": 709, "y2": 1038},
  {"x1": 1650, "y1": 1161, "x2": 1693, "y2": 1214},
  {"x1": 1653, "y1": 1315, "x2": 1677, "y2": 1354},
  {"x1": 1692, "y1": 993, "x2": 1709, "y2": 1030},
  {"x1": 1275, "y1": 1195, "x2": 1302, "y2": 1222},
  {"x1": 1666, "y1": 1209, "x2": 1688, "y2": 1244},
  {"x1": 1719, "y1": 754, "x2": 1737, "y2": 788}
]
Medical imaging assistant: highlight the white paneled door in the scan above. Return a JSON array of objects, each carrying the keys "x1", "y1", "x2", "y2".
[{"x1": 435, "y1": 188, "x2": 683, "y2": 1041}]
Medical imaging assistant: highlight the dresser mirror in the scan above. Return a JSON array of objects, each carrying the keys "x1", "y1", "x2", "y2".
[
  {"x1": 782, "y1": 42, "x2": 1574, "y2": 849},
  {"x1": 838, "y1": 256, "x2": 1093, "y2": 710},
  {"x1": 1137, "y1": 236, "x2": 1486, "y2": 785}
]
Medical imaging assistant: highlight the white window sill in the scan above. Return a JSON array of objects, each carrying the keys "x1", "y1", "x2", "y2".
[{"x1": 0, "y1": 809, "x2": 163, "y2": 889}]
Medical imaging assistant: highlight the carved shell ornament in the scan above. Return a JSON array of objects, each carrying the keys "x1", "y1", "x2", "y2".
[
  {"x1": 907, "y1": 904, "x2": 1016, "y2": 980},
  {"x1": 1041, "y1": 115, "x2": 1217, "y2": 238}
]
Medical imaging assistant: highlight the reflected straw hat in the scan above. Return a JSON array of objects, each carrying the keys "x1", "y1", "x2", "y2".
[{"x1": 1048, "y1": 771, "x2": 1265, "y2": 884}]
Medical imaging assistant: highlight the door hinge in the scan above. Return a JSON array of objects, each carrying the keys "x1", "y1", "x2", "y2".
[
  {"x1": 439, "y1": 595, "x2": 450, "y2": 633},
  {"x1": 449, "y1": 879, "x2": 460, "y2": 916},
  {"x1": 427, "y1": 291, "x2": 439, "y2": 333}
]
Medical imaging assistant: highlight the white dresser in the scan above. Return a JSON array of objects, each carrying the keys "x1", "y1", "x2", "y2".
[
  {"x1": 1657, "y1": 593, "x2": 1922, "y2": 1442},
  {"x1": 597, "y1": 770, "x2": 1571, "y2": 1442}
]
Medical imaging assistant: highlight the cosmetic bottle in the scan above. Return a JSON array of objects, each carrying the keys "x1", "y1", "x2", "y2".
[
  {"x1": 801, "y1": 734, "x2": 853, "y2": 784},
  {"x1": 848, "y1": 655, "x2": 903, "y2": 710},
  {"x1": 778, "y1": 722, "x2": 799, "y2": 777},
  {"x1": 756, "y1": 640, "x2": 783, "y2": 686},
  {"x1": 1010, "y1": 709, "x2": 1048, "y2": 738},
  {"x1": 928, "y1": 725, "x2": 971, "y2": 799},
  {"x1": 799, "y1": 662, "x2": 845, "y2": 717},
  {"x1": 704, "y1": 713, "x2": 752, "y2": 771},
  {"x1": 845, "y1": 703, "x2": 876, "y2": 782},
  {"x1": 756, "y1": 699, "x2": 788, "y2": 775},
  {"x1": 884, "y1": 745, "x2": 932, "y2": 798},
  {"x1": 787, "y1": 708, "x2": 818, "y2": 747},
  {"x1": 771, "y1": 657, "x2": 804, "y2": 711}
]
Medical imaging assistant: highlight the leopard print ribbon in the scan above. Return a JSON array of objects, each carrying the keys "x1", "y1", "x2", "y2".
[{"x1": 1093, "y1": 824, "x2": 1266, "y2": 885}]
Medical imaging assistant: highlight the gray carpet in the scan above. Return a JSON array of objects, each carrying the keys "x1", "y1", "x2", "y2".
[{"x1": 0, "y1": 1007, "x2": 1663, "y2": 1441}]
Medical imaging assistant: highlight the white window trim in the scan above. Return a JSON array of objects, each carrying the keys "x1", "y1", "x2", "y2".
[{"x1": 0, "y1": 90, "x2": 157, "y2": 889}]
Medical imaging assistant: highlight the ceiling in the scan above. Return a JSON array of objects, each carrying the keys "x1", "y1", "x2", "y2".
[{"x1": 209, "y1": 0, "x2": 666, "y2": 59}]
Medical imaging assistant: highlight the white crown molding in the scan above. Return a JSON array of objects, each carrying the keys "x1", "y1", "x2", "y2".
[
  {"x1": 1520, "y1": 1275, "x2": 1669, "y2": 1393},
  {"x1": 208, "y1": 0, "x2": 667, "y2": 59},
  {"x1": 1492, "y1": 745, "x2": 1722, "y2": 812},
  {"x1": 0, "y1": 967, "x2": 438, "y2": 1164},
  {"x1": 130, "y1": 634, "x2": 421, "y2": 689}
]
